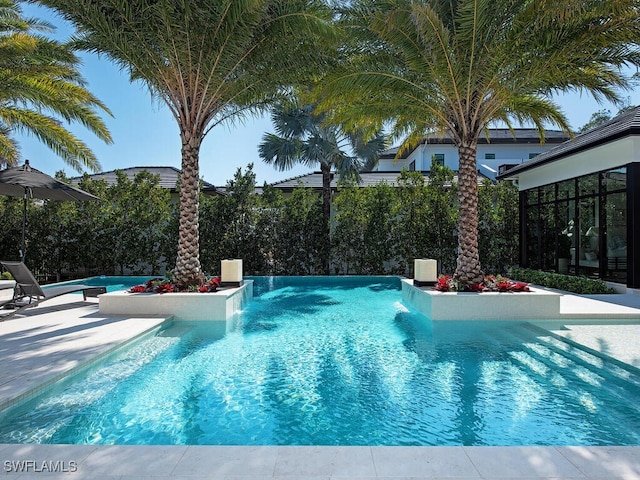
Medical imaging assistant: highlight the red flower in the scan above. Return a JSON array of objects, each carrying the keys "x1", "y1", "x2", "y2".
[
  {"x1": 198, "y1": 285, "x2": 210, "y2": 293},
  {"x1": 511, "y1": 282, "x2": 530, "y2": 292},
  {"x1": 129, "y1": 285, "x2": 146, "y2": 293},
  {"x1": 209, "y1": 276, "x2": 221, "y2": 287},
  {"x1": 155, "y1": 283, "x2": 175, "y2": 294},
  {"x1": 434, "y1": 275, "x2": 452, "y2": 292}
]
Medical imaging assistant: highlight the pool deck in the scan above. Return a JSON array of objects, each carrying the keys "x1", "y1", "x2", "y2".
[{"x1": 0, "y1": 290, "x2": 639, "y2": 479}]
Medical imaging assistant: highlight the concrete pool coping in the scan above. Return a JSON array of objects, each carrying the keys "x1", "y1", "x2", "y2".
[{"x1": 0, "y1": 291, "x2": 639, "y2": 479}]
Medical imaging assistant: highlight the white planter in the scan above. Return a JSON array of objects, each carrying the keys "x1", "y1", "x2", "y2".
[
  {"x1": 401, "y1": 279, "x2": 561, "y2": 320},
  {"x1": 99, "y1": 281, "x2": 253, "y2": 321}
]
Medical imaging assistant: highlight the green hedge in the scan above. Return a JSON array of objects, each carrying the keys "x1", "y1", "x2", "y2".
[
  {"x1": 0, "y1": 165, "x2": 523, "y2": 280},
  {"x1": 508, "y1": 268, "x2": 616, "y2": 294}
]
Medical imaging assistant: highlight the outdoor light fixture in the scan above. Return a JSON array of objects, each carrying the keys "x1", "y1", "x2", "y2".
[
  {"x1": 413, "y1": 258, "x2": 437, "y2": 287},
  {"x1": 220, "y1": 259, "x2": 243, "y2": 287}
]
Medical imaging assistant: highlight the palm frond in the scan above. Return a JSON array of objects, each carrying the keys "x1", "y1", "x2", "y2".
[
  {"x1": 0, "y1": 1, "x2": 111, "y2": 170},
  {"x1": 0, "y1": 106, "x2": 101, "y2": 171},
  {"x1": 258, "y1": 133, "x2": 311, "y2": 170},
  {"x1": 41, "y1": 0, "x2": 335, "y2": 141}
]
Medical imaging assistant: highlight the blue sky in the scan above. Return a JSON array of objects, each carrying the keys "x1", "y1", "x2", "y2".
[{"x1": 15, "y1": 3, "x2": 640, "y2": 187}]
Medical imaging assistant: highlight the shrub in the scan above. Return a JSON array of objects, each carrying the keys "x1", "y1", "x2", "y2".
[{"x1": 508, "y1": 268, "x2": 615, "y2": 294}]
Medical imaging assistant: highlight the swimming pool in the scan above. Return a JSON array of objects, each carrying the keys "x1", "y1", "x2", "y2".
[{"x1": 1, "y1": 276, "x2": 639, "y2": 446}]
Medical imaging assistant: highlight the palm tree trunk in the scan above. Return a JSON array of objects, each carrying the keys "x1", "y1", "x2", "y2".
[
  {"x1": 454, "y1": 142, "x2": 484, "y2": 285},
  {"x1": 173, "y1": 130, "x2": 205, "y2": 287},
  {"x1": 320, "y1": 163, "x2": 332, "y2": 274}
]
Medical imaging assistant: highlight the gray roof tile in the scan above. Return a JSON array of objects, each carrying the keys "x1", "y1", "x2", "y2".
[
  {"x1": 269, "y1": 170, "x2": 489, "y2": 190},
  {"x1": 71, "y1": 166, "x2": 219, "y2": 194}
]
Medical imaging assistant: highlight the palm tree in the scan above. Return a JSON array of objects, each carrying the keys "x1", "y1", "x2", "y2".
[
  {"x1": 318, "y1": 0, "x2": 640, "y2": 285},
  {"x1": 259, "y1": 96, "x2": 386, "y2": 226},
  {"x1": 31, "y1": 0, "x2": 334, "y2": 286},
  {"x1": 0, "y1": 0, "x2": 111, "y2": 171},
  {"x1": 259, "y1": 96, "x2": 386, "y2": 273}
]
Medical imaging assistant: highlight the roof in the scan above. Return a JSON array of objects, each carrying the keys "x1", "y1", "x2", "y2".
[
  {"x1": 269, "y1": 170, "x2": 490, "y2": 190},
  {"x1": 381, "y1": 128, "x2": 571, "y2": 159},
  {"x1": 497, "y1": 107, "x2": 640, "y2": 179},
  {"x1": 71, "y1": 166, "x2": 220, "y2": 195}
]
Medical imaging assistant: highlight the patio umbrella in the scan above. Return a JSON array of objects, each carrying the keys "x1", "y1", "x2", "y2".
[{"x1": 0, "y1": 160, "x2": 99, "y2": 262}]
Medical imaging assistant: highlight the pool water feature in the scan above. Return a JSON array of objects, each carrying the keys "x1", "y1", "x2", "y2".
[{"x1": 0, "y1": 276, "x2": 639, "y2": 446}]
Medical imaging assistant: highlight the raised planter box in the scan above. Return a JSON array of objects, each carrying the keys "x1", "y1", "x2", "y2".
[
  {"x1": 99, "y1": 280, "x2": 253, "y2": 321},
  {"x1": 401, "y1": 278, "x2": 561, "y2": 320}
]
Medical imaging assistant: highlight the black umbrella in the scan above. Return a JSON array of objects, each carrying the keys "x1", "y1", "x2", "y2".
[{"x1": 0, "y1": 160, "x2": 99, "y2": 262}]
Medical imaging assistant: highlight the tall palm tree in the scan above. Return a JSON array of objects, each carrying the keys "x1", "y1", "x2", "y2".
[
  {"x1": 318, "y1": 0, "x2": 640, "y2": 285},
  {"x1": 0, "y1": 0, "x2": 111, "y2": 170},
  {"x1": 31, "y1": 0, "x2": 334, "y2": 286},
  {"x1": 259, "y1": 96, "x2": 386, "y2": 274}
]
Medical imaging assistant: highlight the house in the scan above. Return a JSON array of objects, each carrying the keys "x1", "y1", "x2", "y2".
[
  {"x1": 498, "y1": 107, "x2": 640, "y2": 291},
  {"x1": 262, "y1": 128, "x2": 567, "y2": 194},
  {"x1": 71, "y1": 166, "x2": 220, "y2": 196},
  {"x1": 376, "y1": 128, "x2": 570, "y2": 179},
  {"x1": 267, "y1": 170, "x2": 489, "y2": 193}
]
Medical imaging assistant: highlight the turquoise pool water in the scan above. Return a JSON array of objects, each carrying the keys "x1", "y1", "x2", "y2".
[
  {"x1": 1, "y1": 276, "x2": 639, "y2": 446},
  {"x1": 45, "y1": 275, "x2": 154, "y2": 293}
]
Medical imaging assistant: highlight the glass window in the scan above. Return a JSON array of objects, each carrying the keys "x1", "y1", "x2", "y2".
[
  {"x1": 485, "y1": 153, "x2": 495, "y2": 160},
  {"x1": 433, "y1": 154, "x2": 445, "y2": 167},
  {"x1": 525, "y1": 205, "x2": 540, "y2": 269},
  {"x1": 577, "y1": 196, "x2": 599, "y2": 276},
  {"x1": 540, "y1": 203, "x2": 556, "y2": 270},
  {"x1": 523, "y1": 167, "x2": 629, "y2": 283},
  {"x1": 409, "y1": 160, "x2": 415, "y2": 171},
  {"x1": 557, "y1": 200, "x2": 576, "y2": 274},
  {"x1": 579, "y1": 173, "x2": 599, "y2": 196},
  {"x1": 541, "y1": 184, "x2": 555, "y2": 203},
  {"x1": 602, "y1": 167, "x2": 626, "y2": 193},
  {"x1": 604, "y1": 192, "x2": 627, "y2": 282},
  {"x1": 558, "y1": 179, "x2": 575, "y2": 200},
  {"x1": 529, "y1": 153, "x2": 540, "y2": 159}
]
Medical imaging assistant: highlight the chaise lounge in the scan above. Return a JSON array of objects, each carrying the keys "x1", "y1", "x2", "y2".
[{"x1": 0, "y1": 261, "x2": 106, "y2": 320}]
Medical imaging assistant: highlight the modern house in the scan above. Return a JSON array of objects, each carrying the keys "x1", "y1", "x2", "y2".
[
  {"x1": 375, "y1": 128, "x2": 571, "y2": 179},
  {"x1": 498, "y1": 107, "x2": 640, "y2": 291}
]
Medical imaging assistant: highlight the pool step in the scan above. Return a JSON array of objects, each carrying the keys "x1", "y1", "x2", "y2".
[
  {"x1": 498, "y1": 323, "x2": 640, "y2": 402},
  {"x1": 521, "y1": 323, "x2": 640, "y2": 383}
]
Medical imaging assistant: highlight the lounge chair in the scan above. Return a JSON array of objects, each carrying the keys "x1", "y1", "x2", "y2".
[{"x1": 0, "y1": 261, "x2": 106, "y2": 320}]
